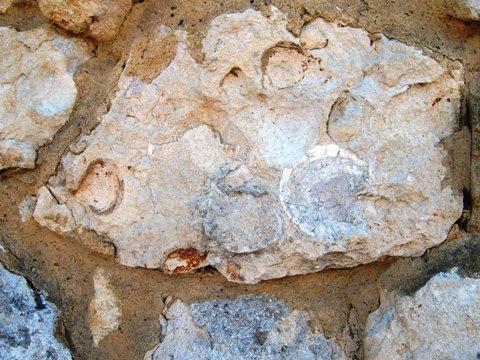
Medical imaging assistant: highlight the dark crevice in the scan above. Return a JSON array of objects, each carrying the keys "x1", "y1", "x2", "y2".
[
  {"x1": 461, "y1": 98, "x2": 472, "y2": 131},
  {"x1": 402, "y1": 237, "x2": 480, "y2": 295},
  {"x1": 0, "y1": 255, "x2": 47, "y2": 311},
  {"x1": 25, "y1": 277, "x2": 47, "y2": 310},
  {"x1": 456, "y1": 188, "x2": 472, "y2": 231},
  {"x1": 468, "y1": 97, "x2": 478, "y2": 231},
  {"x1": 462, "y1": 187, "x2": 473, "y2": 213},
  {"x1": 62, "y1": 323, "x2": 77, "y2": 355}
]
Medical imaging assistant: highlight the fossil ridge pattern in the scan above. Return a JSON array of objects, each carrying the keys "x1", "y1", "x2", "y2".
[{"x1": 33, "y1": 8, "x2": 463, "y2": 283}]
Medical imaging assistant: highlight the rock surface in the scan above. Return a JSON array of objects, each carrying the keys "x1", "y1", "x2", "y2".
[
  {"x1": 18, "y1": 196, "x2": 37, "y2": 223},
  {"x1": 145, "y1": 295, "x2": 345, "y2": 360},
  {"x1": 32, "y1": 7, "x2": 463, "y2": 283},
  {"x1": 0, "y1": 263, "x2": 72, "y2": 359},
  {"x1": 0, "y1": 25, "x2": 90, "y2": 171},
  {"x1": 33, "y1": 186, "x2": 75, "y2": 233},
  {"x1": 443, "y1": 0, "x2": 480, "y2": 20},
  {"x1": 88, "y1": 268, "x2": 121, "y2": 347},
  {"x1": 38, "y1": 0, "x2": 131, "y2": 42},
  {"x1": 0, "y1": 0, "x2": 13, "y2": 14},
  {"x1": 364, "y1": 271, "x2": 480, "y2": 360}
]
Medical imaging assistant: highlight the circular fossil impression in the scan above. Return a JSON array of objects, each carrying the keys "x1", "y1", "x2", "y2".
[
  {"x1": 204, "y1": 189, "x2": 284, "y2": 254},
  {"x1": 75, "y1": 160, "x2": 122, "y2": 215},
  {"x1": 261, "y1": 42, "x2": 322, "y2": 89},
  {"x1": 280, "y1": 144, "x2": 368, "y2": 240}
]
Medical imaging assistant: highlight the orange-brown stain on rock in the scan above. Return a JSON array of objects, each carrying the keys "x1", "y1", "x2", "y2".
[
  {"x1": 225, "y1": 263, "x2": 245, "y2": 283},
  {"x1": 446, "y1": 16, "x2": 480, "y2": 39},
  {"x1": 164, "y1": 248, "x2": 207, "y2": 274}
]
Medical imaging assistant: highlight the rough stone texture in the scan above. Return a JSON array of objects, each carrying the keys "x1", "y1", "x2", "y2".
[
  {"x1": 88, "y1": 268, "x2": 121, "y2": 347},
  {"x1": 364, "y1": 271, "x2": 480, "y2": 360},
  {"x1": 0, "y1": 263, "x2": 72, "y2": 359},
  {"x1": 38, "y1": 0, "x2": 131, "y2": 42},
  {"x1": 33, "y1": 186, "x2": 75, "y2": 233},
  {"x1": 32, "y1": 7, "x2": 463, "y2": 283},
  {"x1": 445, "y1": 0, "x2": 480, "y2": 20},
  {"x1": 0, "y1": 0, "x2": 13, "y2": 14},
  {"x1": 470, "y1": 97, "x2": 480, "y2": 232},
  {"x1": 0, "y1": 1, "x2": 477, "y2": 359},
  {"x1": 18, "y1": 196, "x2": 36, "y2": 223},
  {"x1": 145, "y1": 295, "x2": 345, "y2": 360},
  {"x1": 0, "y1": 25, "x2": 90, "y2": 171}
]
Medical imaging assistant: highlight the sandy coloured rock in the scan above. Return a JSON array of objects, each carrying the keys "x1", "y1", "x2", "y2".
[
  {"x1": 0, "y1": 25, "x2": 90, "y2": 171},
  {"x1": 33, "y1": 7, "x2": 463, "y2": 283},
  {"x1": 0, "y1": 0, "x2": 13, "y2": 14},
  {"x1": 145, "y1": 295, "x2": 345, "y2": 360},
  {"x1": 438, "y1": 0, "x2": 480, "y2": 20},
  {"x1": 0, "y1": 263, "x2": 72, "y2": 359},
  {"x1": 38, "y1": 0, "x2": 132, "y2": 42},
  {"x1": 88, "y1": 268, "x2": 121, "y2": 347},
  {"x1": 364, "y1": 271, "x2": 480, "y2": 359}
]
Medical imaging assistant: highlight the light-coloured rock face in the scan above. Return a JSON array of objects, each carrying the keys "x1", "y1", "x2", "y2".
[
  {"x1": 38, "y1": 0, "x2": 131, "y2": 42},
  {"x1": 18, "y1": 196, "x2": 37, "y2": 223},
  {"x1": 0, "y1": 26, "x2": 90, "y2": 171},
  {"x1": 0, "y1": 263, "x2": 72, "y2": 359},
  {"x1": 33, "y1": 186, "x2": 75, "y2": 233},
  {"x1": 364, "y1": 271, "x2": 480, "y2": 360},
  {"x1": 145, "y1": 295, "x2": 345, "y2": 360},
  {"x1": 33, "y1": 8, "x2": 463, "y2": 283},
  {"x1": 88, "y1": 268, "x2": 121, "y2": 347}
]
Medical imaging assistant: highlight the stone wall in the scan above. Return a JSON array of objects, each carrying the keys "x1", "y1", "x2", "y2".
[{"x1": 0, "y1": 0, "x2": 479, "y2": 359}]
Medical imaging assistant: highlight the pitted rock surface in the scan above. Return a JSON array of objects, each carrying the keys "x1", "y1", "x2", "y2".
[
  {"x1": 38, "y1": 0, "x2": 132, "y2": 42},
  {"x1": 32, "y1": 8, "x2": 463, "y2": 283},
  {"x1": 145, "y1": 295, "x2": 345, "y2": 360},
  {"x1": 0, "y1": 264, "x2": 72, "y2": 360},
  {"x1": 364, "y1": 271, "x2": 480, "y2": 359},
  {"x1": 0, "y1": 0, "x2": 13, "y2": 14},
  {"x1": 430, "y1": 0, "x2": 480, "y2": 20},
  {"x1": 0, "y1": 25, "x2": 90, "y2": 170}
]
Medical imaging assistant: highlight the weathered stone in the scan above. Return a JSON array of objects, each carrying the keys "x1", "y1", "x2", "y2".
[
  {"x1": 38, "y1": 0, "x2": 131, "y2": 42},
  {"x1": 33, "y1": 186, "x2": 75, "y2": 233},
  {"x1": 0, "y1": 139, "x2": 37, "y2": 170},
  {"x1": 0, "y1": 263, "x2": 72, "y2": 359},
  {"x1": 364, "y1": 270, "x2": 480, "y2": 360},
  {"x1": 145, "y1": 295, "x2": 345, "y2": 360},
  {"x1": 33, "y1": 8, "x2": 463, "y2": 283},
  {"x1": 424, "y1": 0, "x2": 480, "y2": 20},
  {"x1": 0, "y1": 26, "x2": 90, "y2": 171},
  {"x1": 0, "y1": 0, "x2": 13, "y2": 14},
  {"x1": 18, "y1": 196, "x2": 37, "y2": 223},
  {"x1": 441, "y1": 0, "x2": 480, "y2": 20},
  {"x1": 88, "y1": 268, "x2": 121, "y2": 347}
]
